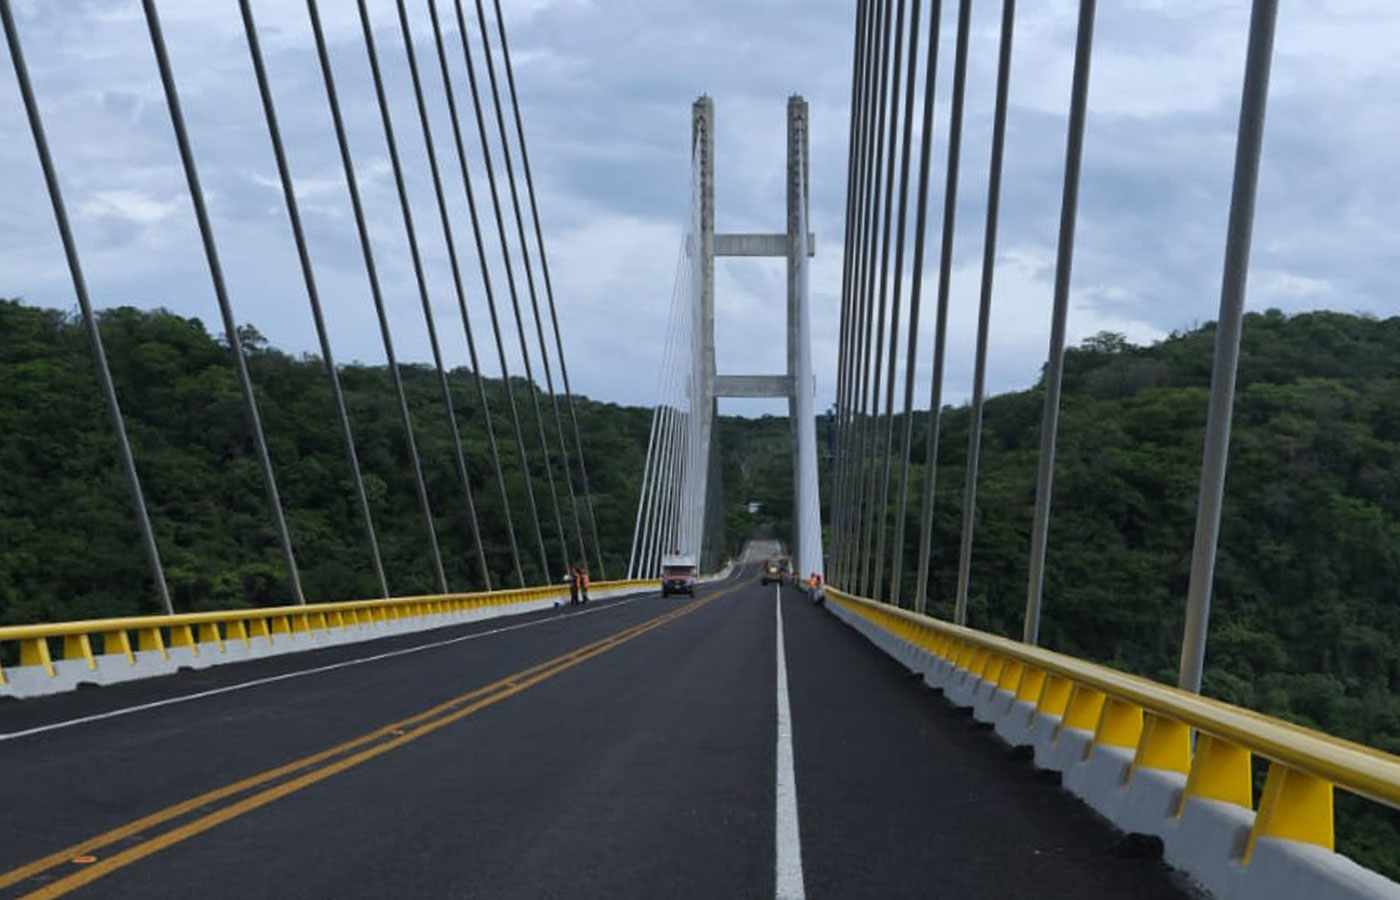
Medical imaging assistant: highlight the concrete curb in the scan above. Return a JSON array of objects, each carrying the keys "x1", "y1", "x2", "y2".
[
  {"x1": 1, "y1": 586, "x2": 646, "y2": 701},
  {"x1": 824, "y1": 598, "x2": 1400, "y2": 900}
]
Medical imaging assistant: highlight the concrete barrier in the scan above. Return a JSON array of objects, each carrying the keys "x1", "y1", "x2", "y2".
[
  {"x1": 824, "y1": 596, "x2": 1400, "y2": 900},
  {"x1": 1, "y1": 583, "x2": 652, "y2": 701}
]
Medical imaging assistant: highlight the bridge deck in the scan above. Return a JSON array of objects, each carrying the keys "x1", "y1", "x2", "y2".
[{"x1": 0, "y1": 567, "x2": 1194, "y2": 898}]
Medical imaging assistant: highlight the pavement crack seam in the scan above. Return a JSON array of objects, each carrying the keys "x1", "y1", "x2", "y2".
[{"x1": 0, "y1": 584, "x2": 748, "y2": 900}]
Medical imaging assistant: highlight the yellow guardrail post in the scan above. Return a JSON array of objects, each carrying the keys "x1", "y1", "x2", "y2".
[
  {"x1": 20, "y1": 637, "x2": 54, "y2": 676},
  {"x1": 1131, "y1": 714, "x2": 1192, "y2": 781},
  {"x1": 62, "y1": 634, "x2": 97, "y2": 672},
  {"x1": 1179, "y1": 733, "x2": 1253, "y2": 814},
  {"x1": 1016, "y1": 666, "x2": 1046, "y2": 705},
  {"x1": 1247, "y1": 766, "x2": 1334, "y2": 861},
  {"x1": 1059, "y1": 684, "x2": 1106, "y2": 737},
  {"x1": 1036, "y1": 675, "x2": 1073, "y2": 722},
  {"x1": 197, "y1": 622, "x2": 224, "y2": 653},
  {"x1": 998, "y1": 660, "x2": 1024, "y2": 693},
  {"x1": 137, "y1": 627, "x2": 166, "y2": 659},
  {"x1": 1091, "y1": 697, "x2": 1143, "y2": 758},
  {"x1": 103, "y1": 629, "x2": 135, "y2": 664},
  {"x1": 170, "y1": 623, "x2": 198, "y2": 656}
]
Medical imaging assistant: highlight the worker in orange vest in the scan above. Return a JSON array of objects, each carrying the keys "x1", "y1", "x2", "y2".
[{"x1": 580, "y1": 567, "x2": 591, "y2": 604}]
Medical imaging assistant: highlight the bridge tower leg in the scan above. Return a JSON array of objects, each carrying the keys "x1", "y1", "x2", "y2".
[
  {"x1": 788, "y1": 97, "x2": 823, "y2": 583},
  {"x1": 690, "y1": 96, "x2": 718, "y2": 570}
]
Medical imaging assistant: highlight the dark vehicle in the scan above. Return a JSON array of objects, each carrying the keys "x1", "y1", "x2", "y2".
[{"x1": 760, "y1": 556, "x2": 790, "y2": 586}]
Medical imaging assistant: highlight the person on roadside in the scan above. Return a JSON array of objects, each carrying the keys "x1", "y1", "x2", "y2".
[
  {"x1": 568, "y1": 566, "x2": 581, "y2": 606},
  {"x1": 580, "y1": 567, "x2": 591, "y2": 604}
]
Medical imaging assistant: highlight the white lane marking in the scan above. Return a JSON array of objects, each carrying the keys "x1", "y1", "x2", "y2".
[
  {"x1": 774, "y1": 584, "x2": 807, "y2": 899},
  {"x1": 0, "y1": 591, "x2": 655, "y2": 743}
]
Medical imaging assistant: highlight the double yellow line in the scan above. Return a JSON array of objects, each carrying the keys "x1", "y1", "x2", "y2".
[{"x1": 2, "y1": 582, "x2": 743, "y2": 899}]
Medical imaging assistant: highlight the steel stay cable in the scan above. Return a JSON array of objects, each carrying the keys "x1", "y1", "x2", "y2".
[
  {"x1": 626, "y1": 402, "x2": 662, "y2": 578},
  {"x1": 850, "y1": 0, "x2": 895, "y2": 590},
  {"x1": 873, "y1": 0, "x2": 929, "y2": 604},
  {"x1": 662, "y1": 222, "x2": 699, "y2": 570},
  {"x1": 237, "y1": 0, "x2": 389, "y2": 600},
  {"x1": 655, "y1": 219, "x2": 696, "y2": 572},
  {"x1": 830, "y1": 0, "x2": 871, "y2": 578},
  {"x1": 305, "y1": 0, "x2": 448, "y2": 593},
  {"x1": 852, "y1": 0, "x2": 897, "y2": 595},
  {"x1": 636, "y1": 235, "x2": 690, "y2": 577},
  {"x1": 390, "y1": 0, "x2": 517, "y2": 591},
  {"x1": 953, "y1": 0, "x2": 1017, "y2": 624},
  {"x1": 638, "y1": 221, "x2": 690, "y2": 577},
  {"x1": 630, "y1": 315, "x2": 676, "y2": 579},
  {"x1": 355, "y1": 0, "x2": 489, "y2": 591},
  {"x1": 872, "y1": 0, "x2": 926, "y2": 603},
  {"x1": 654, "y1": 406, "x2": 681, "y2": 573},
  {"x1": 912, "y1": 0, "x2": 972, "y2": 617},
  {"x1": 1179, "y1": 0, "x2": 1279, "y2": 691},
  {"x1": 450, "y1": 0, "x2": 569, "y2": 574},
  {"x1": 840, "y1": 0, "x2": 888, "y2": 587},
  {"x1": 470, "y1": 0, "x2": 589, "y2": 572},
  {"x1": 888, "y1": 0, "x2": 945, "y2": 605},
  {"x1": 639, "y1": 262, "x2": 686, "y2": 578},
  {"x1": 1024, "y1": 0, "x2": 1097, "y2": 643},
  {"x1": 859, "y1": 0, "x2": 908, "y2": 597},
  {"x1": 1, "y1": 1, "x2": 173, "y2": 614},
  {"x1": 856, "y1": 0, "x2": 912, "y2": 599},
  {"x1": 423, "y1": 0, "x2": 533, "y2": 588},
  {"x1": 487, "y1": 0, "x2": 607, "y2": 577},
  {"x1": 840, "y1": 0, "x2": 883, "y2": 588},
  {"x1": 835, "y1": 0, "x2": 875, "y2": 586},
  {"x1": 863, "y1": 0, "x2": 912, "y2": 597},
  {"x1": 638, "y1": 360, "x2": 674, "y2": 577},
  {"x1": 140, "y1": 0, "x2": 305, "y2": 604}
]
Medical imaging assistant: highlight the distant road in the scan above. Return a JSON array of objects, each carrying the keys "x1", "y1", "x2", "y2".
[
  {"x1": 742, "y1": 538, "x2": 785, "y2": 562},
  {"x1": 0, "y1": 563, "x2": 1191, "y2": 899}
]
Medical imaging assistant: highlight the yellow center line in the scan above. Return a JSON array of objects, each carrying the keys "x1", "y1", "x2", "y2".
[
  {"x1": 0, "y1": 613, "x2": 637, "y2": 890},
  {"x1": 5, "y1": 580, "x2": 750, "y2": 899}
]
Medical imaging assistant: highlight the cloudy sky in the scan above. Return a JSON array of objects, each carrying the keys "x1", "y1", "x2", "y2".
[{"x1": 2, "y1": 0, "x2": 1397, "y2": 417}]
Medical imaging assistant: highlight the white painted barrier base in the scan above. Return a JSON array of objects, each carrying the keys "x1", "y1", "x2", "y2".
[
  {"x1": 825, "y1": 598, "x2": 1400, "y2": 900},
  {"x1": 2, "y1": 585, "x2": 648, "y2": 701}
]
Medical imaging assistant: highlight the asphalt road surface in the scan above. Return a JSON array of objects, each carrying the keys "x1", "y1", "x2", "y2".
[{"x1": 0, "y1": 564, "x2": 1195, "y2": 899}]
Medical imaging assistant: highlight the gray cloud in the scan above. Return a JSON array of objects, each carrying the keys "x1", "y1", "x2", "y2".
[{"x1": 2, "y1": 0, "x2": 1397, "y2": 421}]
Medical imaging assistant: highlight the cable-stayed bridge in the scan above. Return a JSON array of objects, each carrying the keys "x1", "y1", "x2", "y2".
[{"x1": 2, "y1": 1, "x2": 1399, "y2": 899}]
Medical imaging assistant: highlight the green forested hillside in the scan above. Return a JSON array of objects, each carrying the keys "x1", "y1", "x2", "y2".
[
  {"x1": 0, "y1": 299, "x2": 653, "y2": 621},
  {"x1": 2, "y1": 299, "x2": 1397, "y2": 873},
  {"x1": 897, "y1": 314, "x2": 1400, "y2": 756},
  {"x1": 835, "y1": 310, "x2": 1400, "y2": 873}
]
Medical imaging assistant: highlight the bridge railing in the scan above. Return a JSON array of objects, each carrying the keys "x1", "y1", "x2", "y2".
[
  {"x1": 0, "y1": 579, "x2": 657, "y2": 698},
  {"x1": 826, "y1": 586, "x2": 1400, "y2": 894}
]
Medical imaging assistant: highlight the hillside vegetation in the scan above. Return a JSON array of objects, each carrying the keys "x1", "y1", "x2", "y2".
[
  {"x1": 0, "y1": 299, "x2": 654, "y2": 619},
  {"x1": 841, "y1": 310, "x2": 1400, "y2": 873},
  {"x1": 1, "y1": 299, "x2": 1397, "y2": 873}
]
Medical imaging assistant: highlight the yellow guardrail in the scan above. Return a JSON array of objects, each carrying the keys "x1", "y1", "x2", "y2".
[
  {"x1": 827, "y1": 586, "x2": 1400, "y2": 862},
  {"x1": 0, "y1": 579, "x2": 659, "y2": 684}
]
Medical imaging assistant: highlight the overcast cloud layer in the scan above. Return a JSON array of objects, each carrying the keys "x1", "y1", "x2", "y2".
[{"x1": 2, "y1": 0, "x2": 1397, "y2": 417}]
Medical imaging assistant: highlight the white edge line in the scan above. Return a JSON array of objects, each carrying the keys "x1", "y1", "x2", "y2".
[
  {"x1": 0, "y1": 590, "x2": 656, "y2": 743},
  {"x1": 775, "y1": 584, "x2": 807, "y2": 900}
]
